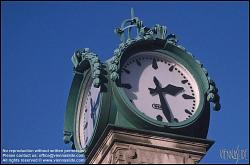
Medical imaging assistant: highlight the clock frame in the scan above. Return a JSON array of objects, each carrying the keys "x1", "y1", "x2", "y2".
[
  {"x1": 109, "y1": 39, "x2": 217, "y2": 138},
  {"x1": 75, "y1": 71, "x2": 101, "y2": 152},
  {"x1": 64, "y1": 10, "x2": 221, "y2": 154},
  {"x1": 64, "y1": 49, "x2": 111, "y2": 156},
  {"x1": 120, "y1": 51, "x2": 201, "y2": 124}
]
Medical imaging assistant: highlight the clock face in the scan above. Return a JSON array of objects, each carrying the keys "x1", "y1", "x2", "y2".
[
  {"x1": 78, "y1": 76, "x2": 101, "y2": 149},
  {"x1": 120, "y1": 51, "x2": 200, "y2": 124}
]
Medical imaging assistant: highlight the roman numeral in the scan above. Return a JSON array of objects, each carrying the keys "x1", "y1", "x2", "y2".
[
  {"x1": 182, "y1": 94, "x2": 195, "y2": 99},
  {"x1": 152, "y1": 59, "x2": 158, "y2": 69},
  {"x1": 185, "y1": 109, "x2": 192, "y2": 115},
  {"x1": 181, "y1": 80, "x2": 188, "y2": 84}
]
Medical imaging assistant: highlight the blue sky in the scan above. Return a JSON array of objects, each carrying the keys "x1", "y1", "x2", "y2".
[{"x1": 1, "y1": 1, "x2": 249, "y2": 164}]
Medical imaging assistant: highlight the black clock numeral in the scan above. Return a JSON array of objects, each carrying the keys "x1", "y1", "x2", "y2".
[
  {"x1": 182, "y1": 94, "x2": 195, "y2": 99},
  {"x1": 169, "y1": 65, "x2": 174, "y2": 72},
  {"x1": 121, "y1": 83, "x2": 132, "y2": 89},
  {"x1": 181, "y1": 80, "x2": 188, "y2": 84},
  {"x1": 84, "y1": 122, "x2": 88, "y2": 129},
  {"x1": 174, "y1": 118, "x2": 179, "y2": 123},
  {"x1": 185, "y1": 109, "x2": 192, "y2": 115},
  {"x1": 85, "y1": 137, "x2": 88, "y2": 143},
  {"x1": 136, "y1": 59, "x2": 141, "y2": 66},
  {"x1": 156, "y1": 115, "x2": 163, "y2": 121},
  {"x1": 122, "y1": 68, "x2": 130, "y2": 74},
  {"x1": 152, "y1": 59, "x2": 158, "y2": 70}
]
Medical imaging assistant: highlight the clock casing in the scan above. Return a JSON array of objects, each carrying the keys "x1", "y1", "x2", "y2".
[
  {"x1": 111, "y1": 39, "x2": 211, "y2": 138},
  {"x1": 64, "y1": 52, "x2": 112, "y2": 156}
]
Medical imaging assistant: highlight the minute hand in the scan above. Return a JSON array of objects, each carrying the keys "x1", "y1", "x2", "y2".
[{"x1": 158, "y1": 91, "x2": 174, "y2": 123}]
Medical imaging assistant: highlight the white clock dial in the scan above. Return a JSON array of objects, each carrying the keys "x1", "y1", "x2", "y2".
[
  {"x1": 78, "y1": 78, "x2": 100, "y2": 149},
  {"x1": 121, "y1": 51, "x2": 200, "y2": 123}
]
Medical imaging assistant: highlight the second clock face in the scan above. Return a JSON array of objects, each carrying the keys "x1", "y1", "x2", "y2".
[
  {"x1": 120, "y1": 51, "x2": 200, "y2": 124},
  {"x1": 78, "y1": 77, "x2": 101, "y2": 149}
]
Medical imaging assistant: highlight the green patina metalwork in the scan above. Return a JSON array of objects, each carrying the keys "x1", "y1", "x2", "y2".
[
  {"x1": 109, "y1": 39, "x2": 210, "y2": 138},
  {"x1": 64, "y1": 9, "x2": 221, "y2": 156},
  {"x1": 64, "y1": 49, "x2": 112, "y2": 155},
  {"x1": 71, "y1": 48, "x2": 102, "y2": 88},
  {"x1": 109, "y1": 9, "x2": 220, "y2": 113}
]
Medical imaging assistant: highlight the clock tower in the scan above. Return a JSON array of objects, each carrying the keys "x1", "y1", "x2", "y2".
[{"x1": 64, "y1": 9, "x2": 221, "y2": 164}]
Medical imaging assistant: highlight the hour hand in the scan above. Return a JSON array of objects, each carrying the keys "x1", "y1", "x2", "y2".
[
  {"x1": 162, "y1": 84, "x2": 184, "y2": 96},
  {"x1": 148, "y1": 88, "x2": 157, "y2": 95},
  {"x1": 149, "y1": 76, "x2": 161, "y2": 95}
]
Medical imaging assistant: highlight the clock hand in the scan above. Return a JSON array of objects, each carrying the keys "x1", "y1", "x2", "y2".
[
  {"x1": 153, "y1": 76, "x2": 184, "y2": 96},
  {"x1": 149, "y1": 76, "x2": 175, "y2": 123},
  {"x1": 93, "y1": 92, "x2": 101, "y2": 110},
  {"x1": 158, "y1": 91, "x2": 175, "y2": 123},
  {"x1": 162, "y1": 84, "x2": 184, "y2": 96},
  {"x1": 148, "y1": 88, "x2": 157, "y2": 95},
  {"x1": 153, "y1": 76, "x2": 161, "y2": 88},
  {"x1": 149, "y1": 76, "x2": 162, "y2": 95},
  {"x1": 90, "y1": 98, "x2": 96, "y2": 127},
  {"x1": 90, "y1": 92, "x2": 101, "y2": 127}
]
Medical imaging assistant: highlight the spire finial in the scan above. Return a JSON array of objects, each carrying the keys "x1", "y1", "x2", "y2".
[
  {"x1": 131, "y1": 8, "x2": 135, "y2": 19},
  {"x1": 114, "y1": 8, "x2": 167, "y2": 42}
]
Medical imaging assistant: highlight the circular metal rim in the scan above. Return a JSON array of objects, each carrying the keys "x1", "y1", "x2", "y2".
[{"x1": 113, "y1": 39, "x2": 209, "y2": 129}]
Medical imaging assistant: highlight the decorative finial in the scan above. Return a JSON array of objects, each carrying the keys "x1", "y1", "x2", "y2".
[
  {"x1": 114, "y1": 8, "x2": 167, "y2": 43},
  {"x1": 131, "y1": 8, "x2": 135, "y2": 19}
]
